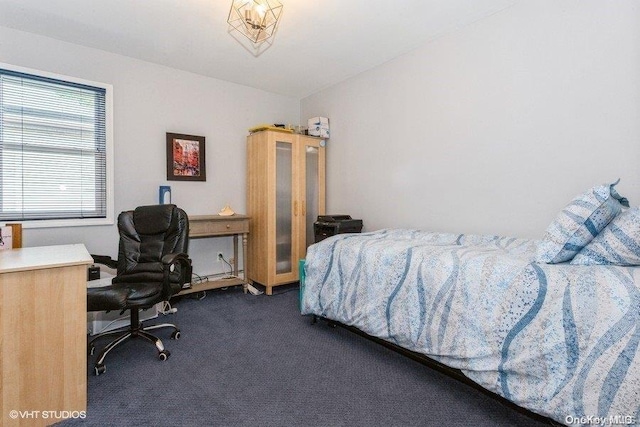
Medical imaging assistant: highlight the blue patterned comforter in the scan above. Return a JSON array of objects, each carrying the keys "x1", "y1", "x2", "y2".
[{"x1": 301, "y1": 229, "x2": 640, "y2": 426}]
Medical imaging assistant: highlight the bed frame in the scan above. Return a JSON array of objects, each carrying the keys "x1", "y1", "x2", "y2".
[{"x1": 309, "y1": 314, "x2": 561, "y2": 426}]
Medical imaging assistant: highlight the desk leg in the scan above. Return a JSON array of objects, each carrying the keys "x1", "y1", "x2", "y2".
[
  {"x1": 233, "y1": 234, "x2": 239, "y2": 275},
  {"x1": 233, "y1": 234, "x2": 245, "y2": 294},
  {"x1": 242, "y1": 232, "x2": 248, "y2": 293}
]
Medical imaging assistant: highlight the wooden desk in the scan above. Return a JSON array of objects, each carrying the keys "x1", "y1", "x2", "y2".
[
  {"x1": 180, "y1": 214, "x2": 249, "y2": 295},
  {"x1": 0, "y1": 244, "x2": 92, "y2": 427}
]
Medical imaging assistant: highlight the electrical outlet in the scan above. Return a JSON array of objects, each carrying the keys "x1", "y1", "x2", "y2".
[{"x1": 217, "y1": 252, "x2": 223, "y2": 261}]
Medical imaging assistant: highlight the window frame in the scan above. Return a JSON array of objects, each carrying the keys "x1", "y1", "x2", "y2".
[{"x1": 0, "y1": 62, "x2": 114, "y2": 229}]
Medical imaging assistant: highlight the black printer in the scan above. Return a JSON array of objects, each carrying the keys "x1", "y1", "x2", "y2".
[{"x1": 314, "y1": 215, "x2": 363, "y2": 243}]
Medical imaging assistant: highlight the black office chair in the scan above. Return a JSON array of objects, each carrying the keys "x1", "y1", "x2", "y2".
[{"x1": 87, "y1": 204, "x2": 192, "y2": 376}]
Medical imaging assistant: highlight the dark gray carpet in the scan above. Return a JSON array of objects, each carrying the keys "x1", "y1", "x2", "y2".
[{"x1": 59, "y1": 285, "x2": 552, "y2": 427}]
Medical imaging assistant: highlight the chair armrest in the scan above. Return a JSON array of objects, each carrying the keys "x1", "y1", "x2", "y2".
[
  {"x1": 161, "y1": 253, "x2": 192, "y2": 299},
  {"x1": 161, "y1": 253, "x2": 190, "y2": 267},
  {"x1": 90, "y1": 254, "x2": 118, "y2": 270}
]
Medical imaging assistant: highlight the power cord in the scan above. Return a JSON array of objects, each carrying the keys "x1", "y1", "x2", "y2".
[
  {"x1": 183, "y1": 261, "x2": 256, "y2": 297},
  {"x1": 217, "y1": 255, "x2": 265, "y2": 296},
  {"x1": 160, "y1": 300, "x2": 177, "y2": 315},
  {"x1": 219, "y1": 254, "x2": 234, "y2": 278},
  {"x1": 92, "y1": 314, "x2": 129, "y2": 335}
]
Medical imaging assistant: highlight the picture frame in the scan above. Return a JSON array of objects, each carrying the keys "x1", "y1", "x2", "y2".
[{"x1": 166, "y1": 132, "x2": 206, "y2": 181}]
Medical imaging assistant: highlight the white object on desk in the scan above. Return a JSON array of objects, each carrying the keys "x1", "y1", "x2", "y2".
[
  {"x1": 0, "y1": 226, "x2": 13, "y2": 251},
  {"x1": 218, "y1": 204, "x2": 235, "y2": 216}
]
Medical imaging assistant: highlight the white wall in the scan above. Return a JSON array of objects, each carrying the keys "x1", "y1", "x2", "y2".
[
  {"x1": 0, "y1": 26, "x2": 300, "y2": 276},
  {"x1": 301, "y1": 0, "x2": 640, "y2": 239}
]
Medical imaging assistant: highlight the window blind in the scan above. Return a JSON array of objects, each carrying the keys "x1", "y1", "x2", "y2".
[{"x1": 0, "y1": 68, "x2": 107, "y2": 222}]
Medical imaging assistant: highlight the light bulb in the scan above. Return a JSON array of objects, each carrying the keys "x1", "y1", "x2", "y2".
[{"x1": 254, "y1": 4, "x2": 266, "y2": 17}]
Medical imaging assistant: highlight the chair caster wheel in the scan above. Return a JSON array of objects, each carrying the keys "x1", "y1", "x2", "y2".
[
  {"x1": 94, "y1": 364, "x2": 106, "y2": 376},
  {"x1": 171, "y1": 330, "x2": 181, "y2": 340},
  {"x1": 159, "y1": 350, "x2": 170, "y2": 361}
]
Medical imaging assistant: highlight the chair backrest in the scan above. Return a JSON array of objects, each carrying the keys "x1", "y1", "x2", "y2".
[{"x1": 115, "y1": 204, "x2": 189, "y2": 291}]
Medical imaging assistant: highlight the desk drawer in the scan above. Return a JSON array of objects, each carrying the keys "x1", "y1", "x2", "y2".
[{"x1": 190, "y1": 219, "x2": 249, "y2": 237}]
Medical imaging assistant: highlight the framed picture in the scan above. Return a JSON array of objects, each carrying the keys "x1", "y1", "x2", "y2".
[{"x1": 166, "y1": 133, "x2": 206, "y2": 181}]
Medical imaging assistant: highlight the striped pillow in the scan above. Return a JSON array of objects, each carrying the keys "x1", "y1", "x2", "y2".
[
  {"x1": 570, "y1": 207, "x2": 640, "y2": 266},
  {"x1": 535, "y1": 180, "x2": 629, "y2": 264}
]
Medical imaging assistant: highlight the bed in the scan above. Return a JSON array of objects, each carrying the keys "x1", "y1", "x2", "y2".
[{"x1": 300, "y1": 229, "x2": 639, "y2": 425}]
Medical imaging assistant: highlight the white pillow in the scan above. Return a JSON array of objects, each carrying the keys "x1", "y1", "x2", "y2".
[
  {"x1": 535, "y1": 180, "x2": 629, "y2": 264},
  {"x1": 571, "y1": 207, "x2": 640, "y2": 266}
]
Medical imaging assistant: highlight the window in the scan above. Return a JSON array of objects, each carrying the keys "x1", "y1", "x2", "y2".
[{"x1": 0, "y1": 65, "x2": 113, "y2": 227}]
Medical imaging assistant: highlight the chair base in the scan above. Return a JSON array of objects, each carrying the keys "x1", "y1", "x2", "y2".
[{"x1": 88, "y1": 307, "x2": 180, "y2": 375}]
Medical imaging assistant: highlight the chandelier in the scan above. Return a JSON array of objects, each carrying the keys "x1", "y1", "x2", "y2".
[{"x1": 227, "y1": 0, "x2": 283, "y2": 45}]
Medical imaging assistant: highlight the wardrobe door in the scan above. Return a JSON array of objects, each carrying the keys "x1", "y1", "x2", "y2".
[
  {"x1": 298, "y1": 136, "x2": 326, "y2": 257},
  {"x1": 274, "y1": 138, "x2": 295, "y2": 279}
]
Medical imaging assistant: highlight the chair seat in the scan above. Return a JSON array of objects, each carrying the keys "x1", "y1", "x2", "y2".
[{"x1": 87, "y1": 282, "x2": 162, "y2": 312}]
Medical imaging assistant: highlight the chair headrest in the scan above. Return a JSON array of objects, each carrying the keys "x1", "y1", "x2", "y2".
[{"x1": 133, "y1": 204, "x2": 177, "y2": 235}]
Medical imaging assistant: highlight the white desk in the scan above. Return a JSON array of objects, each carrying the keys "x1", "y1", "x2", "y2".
[{"x1": 0, "y1": 244, "x2": 92, "y2": 426}]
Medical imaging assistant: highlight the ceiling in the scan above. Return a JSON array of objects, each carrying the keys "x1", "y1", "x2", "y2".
[{"x1": 0, "y1": 0, "x2": 519, "y2": 98}]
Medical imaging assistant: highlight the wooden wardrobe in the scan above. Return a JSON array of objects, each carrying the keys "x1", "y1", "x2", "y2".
[{"x1": 246, "y1": 130, "x2": 326, "y2": 295}]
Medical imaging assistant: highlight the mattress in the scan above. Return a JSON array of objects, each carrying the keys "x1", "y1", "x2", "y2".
[{"x1": 301, "y1": 229, "x2": 640, "y2": 426}]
